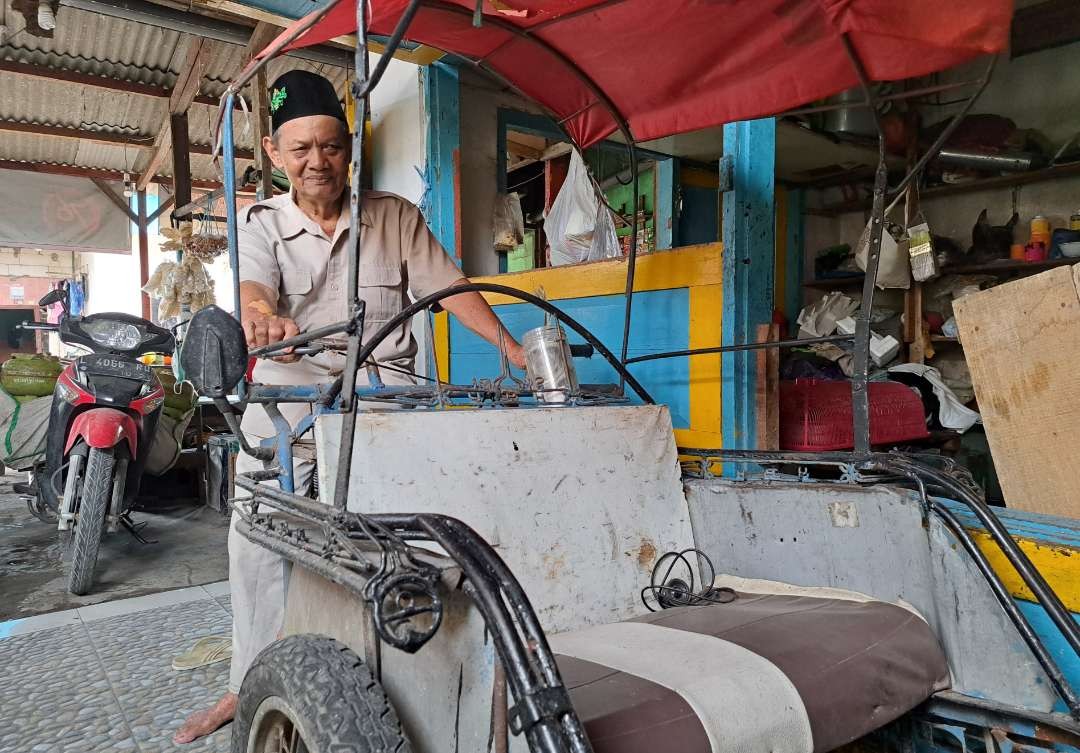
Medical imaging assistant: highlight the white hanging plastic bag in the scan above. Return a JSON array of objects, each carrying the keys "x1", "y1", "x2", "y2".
[
  {"x1": 546, "y1": 150, "x2": 614, "y2": 266},
  {"x1": 588, "y1": 199, "x2": 620, "y2": 261},
  {"x1": 493, "y1": 192, "x2": 525, "y2": 251}
]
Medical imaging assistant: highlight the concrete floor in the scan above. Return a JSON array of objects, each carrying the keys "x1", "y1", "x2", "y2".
[
  {"x1": 0, "y1": 473, "x2": 230, "y2": 620},
  {"x1": 0, "y1": 584, "x2": 234, "y2": 753},
  {"x1": 0, "y1": 473, "x2": 235, "y2": 752}
]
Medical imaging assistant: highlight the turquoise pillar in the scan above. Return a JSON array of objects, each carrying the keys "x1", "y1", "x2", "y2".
[
  {"x1": 422, "y1": 61, "x2": 460, "y2": 267},
  {"x1": 722, "y1": 118, "x2": 776, "y2": 451},
  {"x1": 655, "y1": 158, "x2": 679, "y2": 250}
]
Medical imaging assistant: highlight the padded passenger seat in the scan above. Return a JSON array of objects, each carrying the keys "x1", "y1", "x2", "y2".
[{"x1": 550, "y1": 592, "x2": 950, "y2": 753}]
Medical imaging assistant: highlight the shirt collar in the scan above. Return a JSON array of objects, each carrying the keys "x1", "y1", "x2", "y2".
[{"x1": 276, "y1": 190, "x2": 371, "y2": 240}]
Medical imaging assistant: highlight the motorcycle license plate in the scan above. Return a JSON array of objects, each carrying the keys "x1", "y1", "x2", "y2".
[{"x1": 82, "y1": 355, "x2": 152, "y2": 381}]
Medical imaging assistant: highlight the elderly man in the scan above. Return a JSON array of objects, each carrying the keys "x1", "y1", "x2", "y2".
[{"x1": 175, "y1": 69, "x2": 525, "y2": 744}]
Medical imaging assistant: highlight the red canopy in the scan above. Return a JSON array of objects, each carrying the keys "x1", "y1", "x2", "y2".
[{"x1": 255, "y1": 0, "x2": 1011, "y2": 148}]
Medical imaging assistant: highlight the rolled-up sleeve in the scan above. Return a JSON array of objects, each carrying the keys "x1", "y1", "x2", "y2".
[
  {"x1": 237, "y1": 211, "x2": 280, "y2": 291},
  {"x1": 400, "y1": 201, "x2": 464, "y2": 299}
]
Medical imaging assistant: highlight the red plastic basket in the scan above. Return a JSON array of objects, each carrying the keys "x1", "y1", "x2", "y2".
[{"x1": 780, "y1": 379, "x2": 929, "y2": 451}]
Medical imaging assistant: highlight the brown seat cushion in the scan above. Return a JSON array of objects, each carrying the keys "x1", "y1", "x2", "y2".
[{"x1": 551, "y1": 593, "x2": 950, "y2": 753}]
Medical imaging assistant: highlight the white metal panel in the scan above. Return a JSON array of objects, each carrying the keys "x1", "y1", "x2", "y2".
[
  {"x1": 684, "y1": 479, "x2": 1058, "y2": 712},
  {"x1": 316, "y1": 404, "x2": 694, "y2": 634}
]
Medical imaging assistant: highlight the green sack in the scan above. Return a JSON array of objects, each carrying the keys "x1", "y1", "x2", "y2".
[{"x1": 1, "y1": 354, "x2": 63, "y2": 397}]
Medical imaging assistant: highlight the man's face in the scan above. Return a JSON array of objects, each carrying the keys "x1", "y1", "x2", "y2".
[{"x1": 264, "y1": 115, "x2": 349, "y2": 204}]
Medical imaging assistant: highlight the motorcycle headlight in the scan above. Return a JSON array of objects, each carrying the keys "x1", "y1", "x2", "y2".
[{"x1": 82, "y1": 320, "x2": 142, "y2": 350}]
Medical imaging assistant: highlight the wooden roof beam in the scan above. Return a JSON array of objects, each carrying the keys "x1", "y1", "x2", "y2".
[
  {"x1": 0, "y1": 119, "x2": 254, "y2": 159},
  {"x1": 0, "y1": 59, "x2": 229, "y2": 108},
  {"x1": 138, "y1": 36, "x2": 210, "y2": 191},
  {"x1": 0, "y1": 159, "x2": 257, "y2": 193}
]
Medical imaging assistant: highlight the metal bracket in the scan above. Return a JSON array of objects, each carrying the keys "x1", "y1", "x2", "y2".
[{"x1": 508, "y1": 687, "x2": 574, "y2": 736}]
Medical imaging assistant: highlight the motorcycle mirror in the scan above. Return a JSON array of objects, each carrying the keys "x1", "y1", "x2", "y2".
[
  {"x1": 38, "y1": 288, "x2": 68, "y2": 310},
  {"x1": 180, "y1": 305, "x2": 249, "y2": 398}
]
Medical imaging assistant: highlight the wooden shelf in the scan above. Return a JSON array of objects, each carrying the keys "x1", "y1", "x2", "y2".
[
  {"x1": 940, "y1": 258, "x2": 1075, "y2": 275},
  {"x1": 802, "y1": 275, "x2": 864, "y2": 289},
  {"x1": 808, "y1": 161, "x2": 1080, "y2": 217}
]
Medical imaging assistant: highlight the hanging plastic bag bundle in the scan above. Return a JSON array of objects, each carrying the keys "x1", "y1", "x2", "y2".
[{"x1": 545, "y1": 150, "x2": 620, "y2": 266}]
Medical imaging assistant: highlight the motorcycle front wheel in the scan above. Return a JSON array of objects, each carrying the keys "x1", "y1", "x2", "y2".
[{"x1": 67, "y1": 447, "x2": 115, "y2": 595}]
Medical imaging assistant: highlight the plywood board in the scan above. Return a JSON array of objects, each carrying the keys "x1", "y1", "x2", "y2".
[{"x1": 953, "y1": 264, "x2": 1080, "y2": 517}]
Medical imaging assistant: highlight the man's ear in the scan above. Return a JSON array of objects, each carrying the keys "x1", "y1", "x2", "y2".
[{"x1": 262, "y1": 135, "x2": 283, "y2": 170}]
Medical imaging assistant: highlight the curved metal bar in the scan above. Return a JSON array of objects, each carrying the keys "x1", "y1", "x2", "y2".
[
  {"x1": 907, "y1": 487, "x2": 1080, "y2": 716},
  {"x1": 412, "y1": 1, "x2": 643, "y2": 375},
  {"x1": 875, "y1": 455, "x2": 1080, "y2": 660},
  {"x1": 690, "y1": 446, "x2": 1080, "y2": 712},
  {"x1": 352, "y1": 282, "x2": 656, "y2": 404},
  {"x1": 354, "y1": 0, "x2": 424, "y2": 100}
]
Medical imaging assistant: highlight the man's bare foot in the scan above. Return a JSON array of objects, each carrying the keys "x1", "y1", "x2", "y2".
[{"x1": 173, "y1": 692, "x2": 238, "y2": 744}]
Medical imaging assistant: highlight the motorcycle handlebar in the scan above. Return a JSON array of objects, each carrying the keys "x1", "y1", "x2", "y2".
[{"x1": 18, "y1": 321, "x2": 59, "y2": 332}]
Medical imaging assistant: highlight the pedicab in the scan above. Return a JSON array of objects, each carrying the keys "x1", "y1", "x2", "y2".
[{"x1": 180, "y1": 2, "x2": 1080, "y2": 751}]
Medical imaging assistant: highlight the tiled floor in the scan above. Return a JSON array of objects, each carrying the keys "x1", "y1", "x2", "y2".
[{"x1": 0, "y1": 583, "x2": 234, "y2": 753}]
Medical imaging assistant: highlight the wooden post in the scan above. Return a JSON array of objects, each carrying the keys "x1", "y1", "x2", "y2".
[
  {"x1": 137, "y1": 190, "x2": 151, "y2": 320},
  {"x1": 170, "y1": 112, "x2": 192, "y2": 215},
  {"x1": 253, "y1": 68, "x2": 274, "y2": 199}
]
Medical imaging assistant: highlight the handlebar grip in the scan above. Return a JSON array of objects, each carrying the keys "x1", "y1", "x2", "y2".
[
  {"x1": 17, "y1": 322, "x2": 58, "y2": 332},
  {"x1": 568, "y1": 343, "x2": 594, "y2": 359}
]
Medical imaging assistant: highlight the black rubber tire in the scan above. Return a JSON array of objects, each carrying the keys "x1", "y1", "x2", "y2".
[
  {"x1": 66, "y1": 448, "x2": 114, "y2": 595},
  {"x1": 233, "y1": 634, "x2": 412, "y2": 753}
]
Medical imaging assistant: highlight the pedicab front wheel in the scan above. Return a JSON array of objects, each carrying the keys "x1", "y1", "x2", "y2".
[{"x1": 233, "y1": 634, "x2": 412, "y2": 753}]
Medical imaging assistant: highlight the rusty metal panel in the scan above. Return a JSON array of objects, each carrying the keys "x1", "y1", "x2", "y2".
[
  {"x1": 316, "y1": 404, "x2": 695, "y2": 635},
  {"x1": 683, "y1": 479, "x2": 1059, "y2": 713}
]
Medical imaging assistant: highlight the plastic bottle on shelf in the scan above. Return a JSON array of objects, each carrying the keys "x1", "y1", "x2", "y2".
[{"x1": 1030, "y1": 215, "x2": 1051, "y2": 248}]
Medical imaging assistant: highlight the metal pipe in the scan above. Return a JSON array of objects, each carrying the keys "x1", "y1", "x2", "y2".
[
  {"x1": 59, "y1": 0, "x2": 350, "y2": 70},
  {"x1": 354, "y1": 0, "x2": 424, "y2": 100},
  {"x1": 932, "y1": 504, "x2": 1080, "y2": 717},
  {"x1": 779, "y1": 78, "x2": 986, "y2": 118},
  {"x1": 330, "y1": 0, "x2": 373, "y2": 511},
  {"x1": 839, "y1": 34, "x2": 887, "y2": 459},
  {"x1": 249, "y1": 320, "x2": 352, "y2": 357},
  {"x1": 888, "y1": 55, "x2": 998, "y2": 200},
  {"x1": 623, "y1": 334, "x2": 853, "y2": 365},
  {"x1": 352, "y1": 282, "x2": 655, "y2": 404},
  {"x1": 619, "y1": 145, "x2": 639, "y2": 378},
  {"x1": 879, "y1": 457, "x2": 1080, "y2": 659},
  {"x1": 221, "y1": 92, "x2": 246, "y2": 401},
  {"x1": 231, "y1": 0, "x2": 347, "y2": 92}
]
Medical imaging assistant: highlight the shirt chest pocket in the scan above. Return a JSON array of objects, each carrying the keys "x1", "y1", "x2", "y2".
[
  {"x1": 357, "y1": 263, "x2": 403, "y2": 322},
  {"x1": 281, "y1": 269, "x2": 313, "y2": 314}
]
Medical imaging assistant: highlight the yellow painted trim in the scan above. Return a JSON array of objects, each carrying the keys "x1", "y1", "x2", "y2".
[
  {"x1": 468, "y1": 243, "x2": 723, "y2": 305},
  {"x1": 433, "y1": 311, "x2": 450, "y2": 383},
  {"x1": 437, "y1": 245, "x2": 726, "y2": 447},
  {"x1": 969, "y1": 529, "x2": 1080, "y2": 613},
  {"x1": 687, "y1": 283, "x2": 722, "y2": 448},
  {"x1": 675, "y1": 428, "x2": 724, "y2": 448},
  {"x1": 774, "y1": 188, "x2": 788, "y2": 319}
]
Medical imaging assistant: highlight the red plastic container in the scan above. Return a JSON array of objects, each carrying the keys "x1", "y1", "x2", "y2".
[{"x1": 780, "y1": 379, "x2": 929, "y2": 451}]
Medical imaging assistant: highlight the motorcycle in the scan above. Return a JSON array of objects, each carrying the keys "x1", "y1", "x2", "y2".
[{"x1": 30, "y1": 288, "x2": 175, "y2": 594}]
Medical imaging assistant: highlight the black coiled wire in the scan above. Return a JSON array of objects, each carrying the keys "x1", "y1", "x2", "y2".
[{"x1": 640, "y1": 548, "x2": 737, "y2": 611}]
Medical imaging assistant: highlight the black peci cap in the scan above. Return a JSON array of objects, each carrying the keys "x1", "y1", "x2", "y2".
[{"x1": 268, "y1": 70, "x2": 347, "y2": 133}]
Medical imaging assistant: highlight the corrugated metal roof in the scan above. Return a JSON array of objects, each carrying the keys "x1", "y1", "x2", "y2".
[{"x1": 0, "y1": 1, "x2": 344, "y2": 183}]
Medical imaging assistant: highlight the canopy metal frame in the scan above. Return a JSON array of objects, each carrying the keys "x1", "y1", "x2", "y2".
[{"x1": 212, "y1": 0, "x2": 1078, "y2": 734}]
